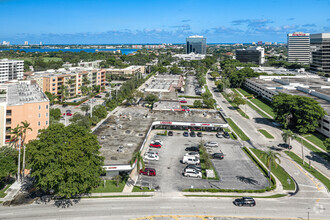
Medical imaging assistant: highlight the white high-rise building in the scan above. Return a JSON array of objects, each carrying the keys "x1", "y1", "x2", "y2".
[
  {"x1": 0, "y1": 59, "x2": 24, "y2": 83},
  {"x1": 287, "y1": 32, "x2": 310, "y2": 64},
  {"x1": 24, "y1": 41, "x2": 29, "y2": 45}
]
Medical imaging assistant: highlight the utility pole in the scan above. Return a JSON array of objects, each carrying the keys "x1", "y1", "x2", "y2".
[
  {"x1": 22, "y1": 144, "x2": 26, "y2": 181},
  {"x1": 301, "y1": 138, "x2": 304, "y2": 165},
  {"x1": 17, "y1": 137, "x2": 21, "y2": 183},
  {"x1": 90, "y1": 99, "x2": 94, "y2": 118}
]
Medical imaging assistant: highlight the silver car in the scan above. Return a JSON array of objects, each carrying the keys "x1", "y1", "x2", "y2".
[{"x1": 205, "y1": 142, "x2": 219, "y2": 147}]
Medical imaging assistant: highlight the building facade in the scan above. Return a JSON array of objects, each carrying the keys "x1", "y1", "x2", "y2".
[
  {"x1": 287, "y1": 32, "x2": 310, "y2": 64},
  {"x1": 173, "y1": 53, "x2": 206, "y2": 61},
  {"x1": 235, "y1": 47, "x2": 265, "y2": 64},
  {"x1": 105, "y1": 66, "x2": 145, "y2": 75},
  {"x1": 0, "y1": 82, "x2": 49, "y2": 145},
  {"x1": 186, "y1": 35, "x2": 206, "y2": 54},
  {"x1": 310, "y1": 33, "x2": 330, "y2": 74},
  {"x1": 0, "y1": 59, "x2": 24, "y2": 83}
]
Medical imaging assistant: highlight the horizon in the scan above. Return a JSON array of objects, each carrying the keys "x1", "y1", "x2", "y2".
[{"x1": 1, "y1": 0, "x2": 330, "y2": 44}]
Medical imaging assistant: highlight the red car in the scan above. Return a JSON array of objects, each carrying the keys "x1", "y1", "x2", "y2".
[
  {"x1": 139, "y1": 168, "x2": 156, "y2": 176},
  {"x1": 150, "y1": 141, "x2": 162, "y2": 148},
  {"x1": 63, "y1": 113, "x2": 72, "y2": 116},
  {"x1": 179, "y1": 100, "x2": 187, "y2": 103}
]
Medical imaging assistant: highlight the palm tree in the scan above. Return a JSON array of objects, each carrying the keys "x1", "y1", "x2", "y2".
[
  {"x1": 282, "y1": 129, "x2": 296, "y2": 149},
  {"x1": 10, "y1": 124, "x2": 22, "y2": 149},
  {"x1": 130, "y1": 151, "x2": 145, "y2": 172},
  {"x1": 59, "y1": 85, "x2": 69, "y2": 102},
  {"x1": 260, "y1": 149, "x2": 281, "y2": 183},
  {"x1": 20, "y1": 121, "x2": 32, "y2": 179}
]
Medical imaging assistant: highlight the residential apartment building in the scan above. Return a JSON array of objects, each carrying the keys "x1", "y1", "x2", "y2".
[
  {"x1": 244, "y1": 75, "x2": 330, "y2": 138},
  {"x1": 0, "y1": 59, "x2": 24, "y2": 83},
  {"x1": 186, "y1": 35, "x2": 206, "y2": 54},
  {"x1": 105, "y1": 66, "x2": 145, "y2": 75},
  {"x1": 0, "y1": 82, "x2": 49, "y2": 145},
  {"x1": 310, "y1": 33, "x2": 330, "y2": 74},
  {"x1": 287, "y1": 32, "x2": 310, "y2": 64},
  {"x1": 28, "y1": 68, "x2": 106, "y2": 97},
  {"x1": 173, "y1": 52, "x2": 206, "y2": 61},
  {"x1": 236, "y1": 47, "x2": 265, "y2": 64}
]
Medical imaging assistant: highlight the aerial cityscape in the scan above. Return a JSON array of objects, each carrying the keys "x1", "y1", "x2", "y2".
[{"x1": 0, "y1": 0, "x2": 329, "y2": 220}]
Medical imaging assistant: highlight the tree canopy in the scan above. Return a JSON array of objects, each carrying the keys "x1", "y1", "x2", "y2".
[
  {"x1": 27, "y1": 124, "x2": 104, "y2": 198},
  {"x1": 272, "y1": 93, "x2": 326, "y2": 133},
  {"x1": 0, "y1": 146, "x2": 17, "y2": 186}
]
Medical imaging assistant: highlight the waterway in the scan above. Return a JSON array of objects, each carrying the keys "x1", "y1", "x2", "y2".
[{"x1": 0, "y1": 48, "x2": 138, "y2": 55}]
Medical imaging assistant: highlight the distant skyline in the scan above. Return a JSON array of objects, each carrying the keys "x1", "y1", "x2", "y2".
[{"x1": 1, "y1": 0, "x2": 330, "y2": 44}]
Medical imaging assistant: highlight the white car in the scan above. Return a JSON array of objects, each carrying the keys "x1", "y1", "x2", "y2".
[
  {"x1": 184, "y1": 170, "x2": 202, "y2": 178},
  {"x1": 151, "y1": 140, "x2": 163, "y2": 145},
  {"x1": 144, "y1": 154, "x2": 159, "y2": 161},
  {"x1": 145, "y1": 151, "x2": 158, "y2": 156},
  {"x1": 205, "y1": 142, "x2": 219, "y2": 147},
  {"x1": 184, "y1": 152, "x2": 200, "y2": 158}
]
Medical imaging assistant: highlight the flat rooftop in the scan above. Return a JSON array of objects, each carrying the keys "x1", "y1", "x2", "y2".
[
  {"x1": 93, "y1": 106, "x2": 226, "y2": 165},
  {"x1": 0, "y1": 83, "x2": 48, "y2": 105}
]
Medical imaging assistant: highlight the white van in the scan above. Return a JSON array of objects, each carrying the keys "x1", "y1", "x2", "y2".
[{"x1": 182, "y1": 155, "x2": 200, "y2": 165}]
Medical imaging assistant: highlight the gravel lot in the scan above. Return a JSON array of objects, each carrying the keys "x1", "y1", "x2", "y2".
[{"x1": 137, "y1": 130, "x2": 269, "y2": 192}]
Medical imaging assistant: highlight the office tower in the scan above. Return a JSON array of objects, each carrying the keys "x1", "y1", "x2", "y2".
[
  {"x1": 310, "y1": 33, "x2": 330, "y2": 74},
  {"x1": 186, "y1": 35, "x2": 206, "y2": 54},
  {"x1": 235, "y1": 46, "x2": 265, "y2": 65},
  {"x1": 24, "y1": 41, "x2": 28, "y2": 45},
  {"x1": 287, "y1": 32, "x2": 310, "y2": 64},
  {"x1": 0, "y1": 59, "x2": 24, "y2": 83},
  {"x1": 257, "y1": 41, "x2": 263, "y2": 46}
]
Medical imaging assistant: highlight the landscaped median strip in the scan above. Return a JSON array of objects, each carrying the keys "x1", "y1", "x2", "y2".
[
  {"x1": 258, "y1": 129, "x2": 274, "y2": 139},
  {"x1": 226, "y1": 118, "x2": 250, "y2": 141},
  {"x1": 294, "y1": 136, "x2": 330, "y2": 163}
]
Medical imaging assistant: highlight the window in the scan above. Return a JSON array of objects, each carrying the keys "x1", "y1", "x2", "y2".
[
  {"x1": 6, "y1": 118, "x2": 11, "y2": 124},
  {"x1": 38, "y1": 121, "x2": 40, "y2": 126},
  {"x1": 46, "y1": 113, "x2": 48, "y2": 117},
  {"x1": 38, "y1": 113, "x2": 41, "y2": 118},
  {"x1": 46, "y1": 121, "x2": 48, "y2": 125},
  {"x1": 39, "y1": 105, "x2": 41, "y2": 110},
  {"x1": 46, "y1": 105, "x2": 49, "y2": 109},
  {"x1": 6, "y1": 109, "x2": 11, "y2": 116}
]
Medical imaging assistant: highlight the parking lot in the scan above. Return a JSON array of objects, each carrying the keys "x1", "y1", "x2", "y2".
[{"x1": 138, "y1": 130, "x2": 269, "y2": 192}]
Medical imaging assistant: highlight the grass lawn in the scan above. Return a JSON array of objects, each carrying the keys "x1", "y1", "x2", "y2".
[
  {"x1": 0, "y1": 179, "x2": 15, "y2": 198},
  {"x1": 132, "y1": 186, "x2": 155, "y2": 192},
  {"x1": 11, "y1": 57, "x2": 62, "y2": 63},
  {"x1": 285, "y1": 151, "x2": 330, "y2": 191},
  {"x1": 91, "y1": 180, "x2": 125, "y2": 193},
  {"x1": 295, "y1": 136, "x2": 330, "y2": 162},
  {"x1": 226, "y1": 118, "x2": 250, "y2": 141},
  {"x1": 222, "y1": 92, "x2": 249, "y2": 119},
  {"x1": 246, "y1": 101, "x2": 272, "y2": 119},
  {"x1": 199, "y1": 147, "x2": 219, "y2": 180},
  {"x1": 251, "y1": 148, "x2": 295, "y2": 190},
  {"x1": 303, "y1": 133, "x2": 327, "y2": 151},
  {"x1": 250, "y1": 99, "x2": 275, "y2": 118},
  {"x1": 258, "y1": 129, "x2": 274, "y2": 139},
  {"x1": 231, "y1": 88, "x2": 241, "y2": 96},
  {"x1": 238, "y1": 88, "x2": 252, "y2": 96}
]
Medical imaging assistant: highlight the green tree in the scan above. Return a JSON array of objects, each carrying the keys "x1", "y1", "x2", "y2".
[
  {"x1": 80, "y1": 105, "x2": 91, "y2": 116},
  {"x1": 69, "y1": 113, "x2": 92, "y2": 129},
  {"x1": 27, "y1": 124, "x2": 104, "y2": 199},
  {"x1": 281, "y1": 129, "x2": 296, "y2": 148},
  {"x1": 145, "y1": 94, "x2": 159, "y2": 105},
  {"x1": 232, "y1": 95, "x2": 246, "y2": 109},
  {"x1": 92, "y1": 105, "x2": 108, "y2": 119},
  {"x1": 45, "y1": 91, "x2": 57, "y2": 104},
  {"x1": 130, "y1": 152, "x2": 145, "y2": 171},
  {"x1": 0, "y1": 147, "x2": 17, "y2": 186},
  {"x1": 193, "y1": 100, "x2": 203, "y2": 108},
  {"x1": 323, "y1": 138, "x2": 330, "y2": 152},
  {"x1": 50, "y1": 108, "x2": 62, "y2": 121},
  {"x1": 169, "y1": 65, "x2": 183, "y2": 74},
  {"x1": 272, "y1": 93, "x2": 326, "y2": 133},
  {"x1": 260, "y1": 149, "x2": 281, "y2": 183},
  {"x1": 210, "y1": 71, "x2": 220, "y2": 80}
]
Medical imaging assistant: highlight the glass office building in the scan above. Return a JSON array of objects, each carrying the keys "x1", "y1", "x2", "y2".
[{"x1": 186, "y1": 35, "x2": 206, "y2": 54}]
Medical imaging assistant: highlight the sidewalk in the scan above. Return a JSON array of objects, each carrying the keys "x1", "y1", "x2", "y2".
[{"x1": 0, "y1": 181, "x2": 21, "y2": 202}]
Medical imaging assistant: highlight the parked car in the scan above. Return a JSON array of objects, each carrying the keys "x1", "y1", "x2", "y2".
[
  {"x1": 197, "y1": 132, "x2": 202, "y2": 137},
  {"x1": 212, "y1": 152, "x2": 224, "y2": 160},
  {"x1": 184, "y1": 170, "x2": 202, "y2": 178},
  {"x1": 145, "y1": 151, "x2": 158, "y2": 156},
  {"x1": 185, "y1": 152, "x2": 200, "y2": 158},
  {"x1": 150, "y1": 141, "x2": 162, "y2": 148},
  {"x1": 144, "y1": 154, "x2": 159, "y2": 161},
  {"x1": 216, "y1": 132, "x2": 223, "y2": 138},
  {"x1": 66, "y1": 109, "x2": 72, "y2": 113},
  {"x1": 223, "y1": 132, "x2": 230, "y2": 139},
  {"x1": 179, "y1": 98, "x2": 187, "y2": 103},
  {"x1": 151, "y1": 140, "x2": 163, "y2": 145},
  {"x1": 62, "y1": 104, "x2": 68, "y2": 107},
  {"x1": 185, "y1": 146, "x2": 200, "y2": 152},
  {"x1": 63, "y1": 113, "x2": 72, "y2": 116},
  {"x1": 95, "y1": 95, "x2": 102, "y2": 98},
  {"x1": 139, "y1": 168, "x2": 156, "y2": 176},
  {"x1": 182, "y1": 155, "x2": 200, "y2": 165},
  {"x1": 233, "y1": 197, "x2": 256, "y2": 207},
  {"x1": 205, "y1": 142, "x2": 219, "y2": 147},
  {"x1": 185, "y1": 164, "x2": 202, "y2": 172},
  {"x1": 278, "y1": 143, "x2": 292, "y2": 150},
  {"x1": 183, "y1": 131, "x2": 189, "y2": 137},
  {"x1": 190, "y1": 131, "x2": 196, "y2": 137},
  {"x1": 168, "y1": 131, "x2": 173, "y2": 136}
]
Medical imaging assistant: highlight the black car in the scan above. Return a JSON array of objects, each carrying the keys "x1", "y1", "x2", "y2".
[
  {"x1": 223, "y1": 131, "x2": 230, "y2": 139},
  {"x1": 197, "y1": 132, "x2": 202, "y2": 137},
  {"x1": 183, "y1": 131, "x2": 189, "y2": 137},
  {"x1": 190, "y1": 131, "x2": 196, "y2": 137},
  {"x1": 212, "y1": 152, "x2": 224, "y2": 160},
  {"x1": 233, "y1": 197, "x2": 256, "y2": 207},
  {"x1": 95, "y1": 95, "x2": 102, "y2": 98},
  {"x1": 185, "y1": 146, "x2": 200, "y2": 152},
  {"x1": 62, "y1": 104, "x2": 68, "y2": 107},
  {"x1": 278, "y1": 143, "x2": 292, "y2": 150},
  {"x1": 168, "y1": 131, "x2": 173, "y2": 136},
  {"x1": 185, "y1": 164, "x2": 202, "y2": 172}
]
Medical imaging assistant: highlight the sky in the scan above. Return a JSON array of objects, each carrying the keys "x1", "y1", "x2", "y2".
[{"x1": 1, "y1": 0, "x2": 330, "y2": 44}]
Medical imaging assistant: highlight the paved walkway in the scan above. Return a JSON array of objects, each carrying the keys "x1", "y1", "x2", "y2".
[{"x1": 0, "y1": 181, "x2": 22, "y2": 202}]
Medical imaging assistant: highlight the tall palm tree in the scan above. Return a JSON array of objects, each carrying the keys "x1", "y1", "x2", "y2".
[
  {"x1": 260, "y1": 149, "x2": 281, "y2": 183},
  {"x1": 130, "y1": 151, "x2": 145, "y2": 171},
  {"x1": 20, "y1": 121, "x2": 32, "y2": 179},
  {"x1": 282, "y1": 129, "x2": 296, "y2": 149},
  {"x1": 9, "y1": 124, "x2": 22, "y2": 149}
]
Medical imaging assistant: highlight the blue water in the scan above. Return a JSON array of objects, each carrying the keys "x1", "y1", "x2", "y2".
[{"x1": 0, "y1": 48, "x2": 138, "y2": 55}]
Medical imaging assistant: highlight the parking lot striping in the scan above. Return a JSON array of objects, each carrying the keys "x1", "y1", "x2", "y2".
[
  {"x1": 286, "y1": 156, "x2": 323, "y2": 191},
  {"x1": 131, "y1": 215, "x2": 326, "y2": 220}
]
